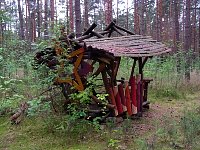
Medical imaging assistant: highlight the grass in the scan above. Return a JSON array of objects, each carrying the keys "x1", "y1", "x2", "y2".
[
  {"x1": 0, "y1": 116, "x2": 108, "y2": 150},
  {"x1": 1, "y1": 92, "x2": 200, "y2": 150}
]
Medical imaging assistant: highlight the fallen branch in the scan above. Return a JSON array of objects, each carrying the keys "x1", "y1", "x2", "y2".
[{"x1": 10, "y1": 102, "x2": 28, "y2": 124}]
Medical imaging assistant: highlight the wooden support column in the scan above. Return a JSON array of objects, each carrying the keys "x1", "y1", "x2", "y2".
[
  {"x1": 111, "y1": 57, "x2": 121, "y2": 86},
  {"x1": 130, "y1": 58, "x2": 138, "y2": 79},
  {"x1": 138, "y1": 58, "x2": 143, "y2": 116},
  {"x1": 138, "y1": 57, "x2": 143, "y2": 80},
  {"x1": 101, "y1": 68, "x2": 112, "y2": 104}
]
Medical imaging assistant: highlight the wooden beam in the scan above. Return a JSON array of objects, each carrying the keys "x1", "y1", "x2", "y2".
[
  {"x1": 111, "y1": 57, "x2": 121, "y2": 86},
  {"x1": 104, "y1": 21, "x2": 115, "y2": 31},
  {"x1": 82, "y1": 23, "x2": 97, "y2": 36},
  {"x1": 113, "y1": 26, "x2": 126, "y2": 36},
  {"x1": 115, "y1": 24, "x2": 135, "y2": 35},
  {"x1": 101, "y1": 69, "x2": 112, "y2": 104},
  {"x1": 138, "y1": 57, "x2": 143, "y2": 80},
  {"x1": 75, "y1": 34, "x2": 92, "y2": 41},
  {"x1": 92, "y1": 31, "x2": 104, "y2": 38},
  {"x1": 130, "y1": 58, "x2": 138, "y2": 78}
]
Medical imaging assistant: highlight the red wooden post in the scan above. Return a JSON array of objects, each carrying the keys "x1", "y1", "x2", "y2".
[
  {"x1": 118, "y1": 83, "x2": 127, "y2": 111},
  {"x1": 108, "y1": 87, "x2": 118, "y2": 116},
  {"x1": 113, "y1": 86, "x2": 123, "y2": 115},
  {"x1": 130, "y1": 76, "x2": 137, "y2": 115},
  {"x1": 124, "y1": 81, "x2": 132, "y2": 116}
]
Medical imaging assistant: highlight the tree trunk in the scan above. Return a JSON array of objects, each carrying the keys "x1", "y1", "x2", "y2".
[
  {"x1": 37, "y1": 0, "x2": 41, "y2": 38},
  {"x1": 50, "y1": 0, "x2": 54, "y2": 31},
  {"x1": 140, "y1": 0, "x2": 145, "y2": 35},
  {"x1": 105, "y1": 0, "x2": 112, "y2": 25},
  {"x1": 192, "y1": 0, "x2": 197, "y2": 53},
  {"x1": 0, "y1": 1, "x2": 3, "y2": 46},
  {"x1": 184, "y1": 0, "x2": 191, "y2": 80},
  {"x1": 66, "y1": 0, "x2": 69, "y2": 34},
  {"x1": 17, "y1": 0, "x2": 25, "y2": 40},
  {"x1": 25, "y1": 0, "x2": 29, "y2": 40},
  {"x1": 199, "y1": 9, "x2": 200, "y2": 55},
  {"x1": 69, "y1": 0, "x2": 74, "y2": 32},
  {"x1": 134, "y1": 0, "x2": 139, "y2": 34},
  {"x1": 174, "y1": 0, "x2": 180, "y2": 52},
  {"x1": 126, "y1": 0, "x2": 129, "y2": 29},
  {"x1": 44, "y1": 0, "x2": 49, "y2": 39},
  {"x1": 84, "y1": 0, "x2": 89, "y2": 29},
  {"x1": 156, "y1": 0, "x2": 162, "y2": 41},
  {"x1": 75, "y1": 0, "x2": 81, "y2": 37}
]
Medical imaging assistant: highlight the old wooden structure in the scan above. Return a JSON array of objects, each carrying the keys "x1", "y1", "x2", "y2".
[{"x1": 35, "y1": 20, "x2": 171, "y2": 119}]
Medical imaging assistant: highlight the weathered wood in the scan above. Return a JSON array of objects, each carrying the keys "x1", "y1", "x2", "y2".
[
  {"x1": 104, "y1": 21, "x2": 115, "y2": 31},
  {"x1": 118, "y1": 83, "x2": 127, "y2": 111},
  {"x1": 138, "y1": 57, "x2": 143, "y2": 80},
  {"x1": 101, "y1": 69, "x2": 112, "y2": 104},
  {"x1": 92, "y1": 31, "x2": 105, "y2": 38},
  {"x1": 10, "y1": 102, "x2": 28, "y2": 124},
  {"x1": 143, "y1": 78, "x2": 153, "y2": 103},
  {"x1": 82, "y1": 22, "x2": 97, "y2": 36},
  {"x1": 136, "y1": 75, "x2": 142, "y2": 117},
  {"x1": 130, "y1": 58, "x2": 137, "y2": 79},
  {"x1": 112, "y1": 26, "x2": 126, "y2": 36},
  {"x1": 115, "y1": 24, "x2": 135, "y2": 35},
  {"x1": 113, "y1": 86, "x2": 123, "y2": 115},
  {"x1": 68, "y1": 32, "x2": 75, "y2": 39},
  {"x1": 111, "y1": 57, "x2": 121, "y2": 86},
  {"x1": 130, "y1": 76, "x2": 137, "y2": 115},
  {"x1": 91, "y1": 95, "x2": 115, "y2": 109},
  {"x1": 98, "y1": 30, "x2": 110, "y2": 35},
  {"x1": 93, "y1": 62, "x2": 106, "y2": 77},
  {"x1": 108, "y1": 86, "x2": 118, "y2": 116},
  {"x1": 124, "y1": 81, "x2": 132, "y2": 116},
  {"x1": 76, "y1": 34, "x2": 92, "y2": 41},
  {"x1": 83, "y1": 34, "x2": 171, "y2": 57}
]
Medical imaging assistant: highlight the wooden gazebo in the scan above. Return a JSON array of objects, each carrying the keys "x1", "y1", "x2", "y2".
[{"x1": 36, "y1": 20, "x2": 171, "y2": 119}]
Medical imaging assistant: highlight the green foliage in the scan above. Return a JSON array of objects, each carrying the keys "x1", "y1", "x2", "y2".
[
  {"x1": 107, "y1": 138, "x2": 120, "y2": 149},
  {"x1": 180, "y1": 109, "x2": 200, "y2": 147},
  {"x1": 27, "y1": 98, "x2": 51, "y2": 117},
  {"x1": 135, "y1": 139, "x2": 148, "y2": 150},
  {"x1": 152, "y1": 87, "x2": 185, "y2": 99},
  {"x1": 0, "y1": 9, "x2": 11, "y2": 23},
  {"x1": 0, "y1": 76, "x2": 25, "y2": 115}
]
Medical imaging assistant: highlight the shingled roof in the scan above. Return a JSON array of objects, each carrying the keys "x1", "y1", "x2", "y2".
[{"x1": 84, "y1": 35, "x2": 171, "y2": 57}]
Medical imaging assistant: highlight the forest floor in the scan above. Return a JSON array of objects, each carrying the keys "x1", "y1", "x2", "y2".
[{"x1": 0, "y1": 92, "x2": 200, "y2": 150}]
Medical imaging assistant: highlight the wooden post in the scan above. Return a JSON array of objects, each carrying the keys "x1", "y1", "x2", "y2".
[
  {"x1": 108, "y1": 87, "x2": 118, "y2": 116},
  {"x1": 136, "y1": 74, "x2": 142, "y2": 117},
  {"x1": 118, "y1": 83, "x2": 127, "y2": 111},
  {"x1": 113, "y1": 86, "x2": 123, "y2": 115},
  {"x1": 130, "y1": 76, "x2": 137, "y2": 115},
  {"x1": 111, "y1": 57, "x2": 121, "y2": 86},
  {"x1": 130, "y1": 58, "x2": 137, "y2": 80},
  {"x1": 124, "y1": 81, "x2": 132, "y2": 116}
]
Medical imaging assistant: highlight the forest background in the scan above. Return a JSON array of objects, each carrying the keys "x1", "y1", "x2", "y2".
[{"x1": 1, "y1": 0, "x2": 200, "y2": 149}]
